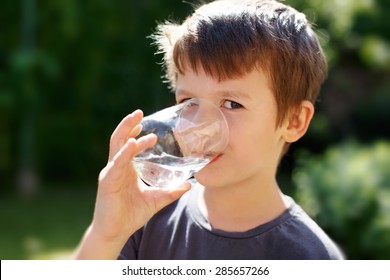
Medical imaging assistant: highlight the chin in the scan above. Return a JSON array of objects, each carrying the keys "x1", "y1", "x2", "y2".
[
  {"x1": 194, "y1": 167, "x2": 224, "y2": 188},
  {"x1": 194, "y1": 155, "x2": 230, "y2": 187}
]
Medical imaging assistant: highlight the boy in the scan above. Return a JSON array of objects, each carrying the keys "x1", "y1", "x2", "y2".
[{"x1": 75, "y1": 0, "x2": 344, "y2": 259}]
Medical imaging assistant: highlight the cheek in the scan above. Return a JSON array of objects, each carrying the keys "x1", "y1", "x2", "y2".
[{"x1": 227, "y1": 117, "x2": 279, "y2": 158}]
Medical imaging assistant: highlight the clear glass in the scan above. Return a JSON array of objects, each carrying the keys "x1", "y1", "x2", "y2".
[{"x1": 132, "y1": 98, "x2": 229, "y2": 188}]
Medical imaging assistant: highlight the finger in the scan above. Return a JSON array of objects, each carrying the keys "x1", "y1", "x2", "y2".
[
  {"x1": 112, "y1": 133, "x2": 158, "y2": 169},
  {"x1": 148, "y1": 181, "x2": 192, "y2": 213},
  {"x1": 99, "y1": 134, "x2": 157, "y2": 192},
  {"x1": 104, "y1": 134, "x2": 157, "y2": 182},
  {"x1": 109, "y1": 110, "x2": 143, "y2": 161},
  {"x1": 129, "y1": 124, "x2": 143, "y2": 138}
]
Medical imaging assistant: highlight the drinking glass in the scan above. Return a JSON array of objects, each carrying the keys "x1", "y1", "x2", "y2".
[{"x1": 132, "y1": 98, "x2": 229, "y2": 188}]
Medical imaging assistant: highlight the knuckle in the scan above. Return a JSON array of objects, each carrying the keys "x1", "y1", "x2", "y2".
[{"x1": 98, "y1": 162, "x2": 114, "y2": 181}]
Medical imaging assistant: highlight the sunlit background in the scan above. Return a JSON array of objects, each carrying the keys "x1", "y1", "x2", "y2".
[{"x1": 1, "y1": 0, "x2": 389, "y2": 259}]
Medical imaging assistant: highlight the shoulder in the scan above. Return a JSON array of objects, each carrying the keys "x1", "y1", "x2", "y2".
[{"x1": 269, "y1": 197, "x2": 344, "y2": 259}]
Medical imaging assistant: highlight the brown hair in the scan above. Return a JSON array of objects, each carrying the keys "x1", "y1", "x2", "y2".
[{"x1": 152, "y1": 0, "x2": 327, "y2": 127}]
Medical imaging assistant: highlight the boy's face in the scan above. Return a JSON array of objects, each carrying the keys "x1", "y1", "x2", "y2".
[{"x1": 175, "y1": 66, "x2": 287, "y2": 189}]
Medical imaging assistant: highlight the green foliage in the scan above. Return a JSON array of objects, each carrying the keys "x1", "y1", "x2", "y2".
[
  {"x1": 0, "y1": 187, "x2": 95, "y2": 259},
  {"x1": 0, "y1": 0, "x2": 192, "y2": 187},
  {"x1": 293, "y1": 140, "x2": 390, "y2": 259},
  {"x1": 284, "y1": 0, "x2": 390, "y2": 153}
]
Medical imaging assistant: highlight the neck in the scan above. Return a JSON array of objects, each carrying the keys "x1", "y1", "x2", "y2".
[{"x1": 197, "y1": 177, "x2": 288, "y2": 232}]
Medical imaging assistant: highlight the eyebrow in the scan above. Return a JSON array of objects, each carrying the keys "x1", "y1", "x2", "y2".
[
  {"x1": 219, "y1": 89, "x2": 252, "y2": 100},
  {"x1": 176, "y1": 88, "x2": 252, "y2": 100}
]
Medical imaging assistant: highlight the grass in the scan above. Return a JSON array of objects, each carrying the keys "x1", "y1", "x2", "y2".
[{"x1": 0, "y1": 186, "x2": 96, "y2": 260}]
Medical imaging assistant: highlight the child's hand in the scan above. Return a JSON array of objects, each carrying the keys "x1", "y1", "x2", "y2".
[{"x1": 76, "y1": 110, "x2": 191, "y2": 259}]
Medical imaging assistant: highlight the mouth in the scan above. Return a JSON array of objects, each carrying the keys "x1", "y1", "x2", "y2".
[{"x1": 209, "y1": 154, "x2": 222, "y2": 164}]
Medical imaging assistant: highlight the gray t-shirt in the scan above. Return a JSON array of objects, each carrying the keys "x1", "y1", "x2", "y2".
[{"x1": 119, "y1": 183, "x2": 344, "y2": 260}]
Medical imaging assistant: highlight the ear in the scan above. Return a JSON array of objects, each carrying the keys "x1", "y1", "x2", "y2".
[{"x1": 282, "y1": 100, "x2": 314, "y2": 143}]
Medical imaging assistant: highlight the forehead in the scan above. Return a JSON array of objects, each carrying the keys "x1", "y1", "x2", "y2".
[{"x1": 175, "y1": 65, "x2": 273, "y2": 101}]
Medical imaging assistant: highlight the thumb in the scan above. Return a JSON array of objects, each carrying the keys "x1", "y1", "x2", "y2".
[{"x1": 153, "y1": 181, "x2": 192, "y2": 213}]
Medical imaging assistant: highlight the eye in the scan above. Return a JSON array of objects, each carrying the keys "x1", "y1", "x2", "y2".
[
  {"x1": 176, "y1": 98, "x2": 192, "y2": 105},
  {"x1": 176, "y1": 98, "x2": 190, "y2": 105},
  {"x1": 178, "y1": 98, "x2": 199, "y2": 109},
  {"x1": 223, "y1": 100, "x2": 243, "y2": 110}
]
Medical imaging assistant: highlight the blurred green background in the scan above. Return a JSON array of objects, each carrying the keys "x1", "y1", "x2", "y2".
[{"x1": 0, "y1": 0, "x2": 389, "y2": 259}]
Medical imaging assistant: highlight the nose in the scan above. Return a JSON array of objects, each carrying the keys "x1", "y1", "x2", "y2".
[
  {"x1": 174, "y1": 99, "x2": 229, "y2": 158},
  {"x1": 179, "y1": 121, "x2": 221, "y2": 155}
]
